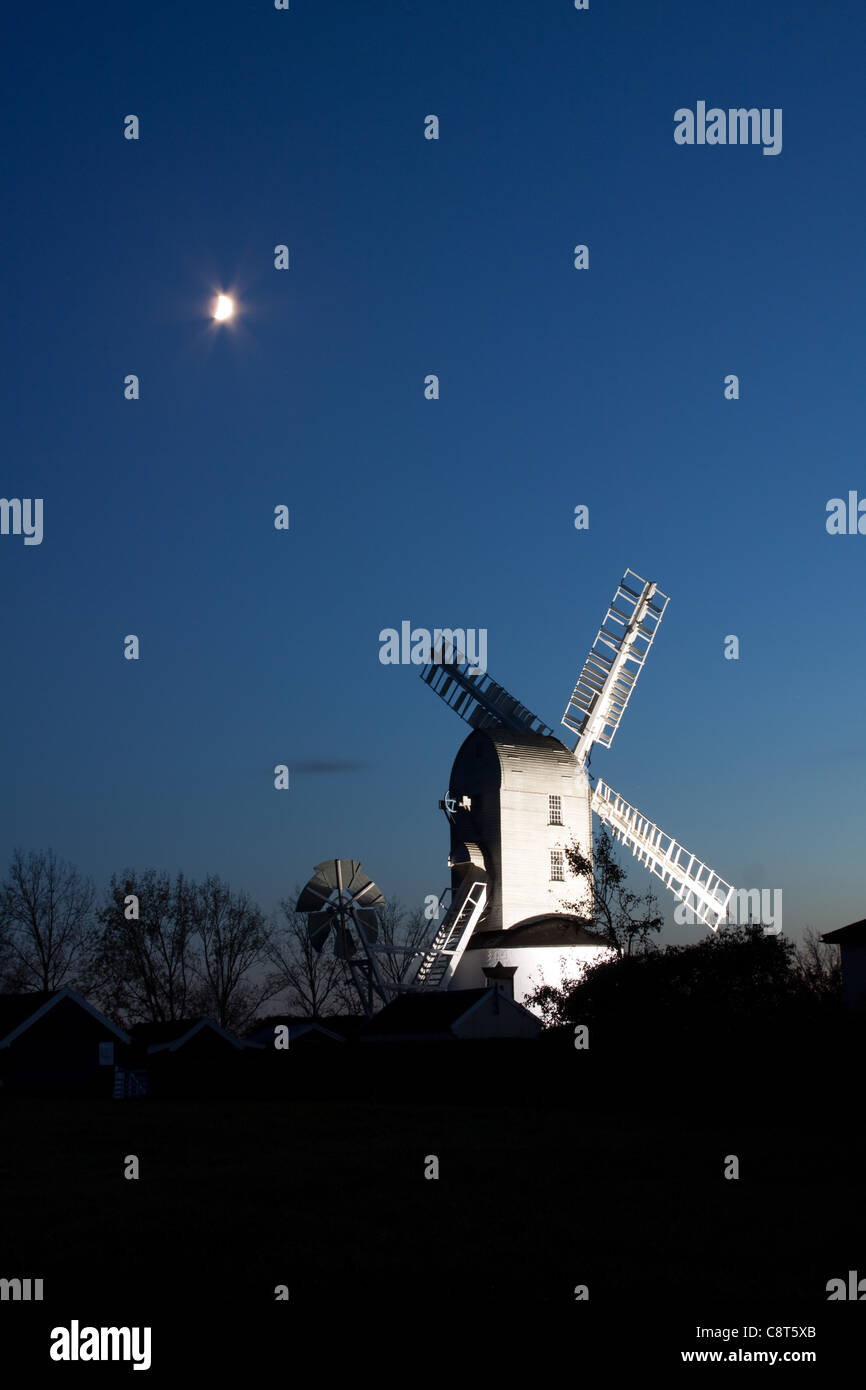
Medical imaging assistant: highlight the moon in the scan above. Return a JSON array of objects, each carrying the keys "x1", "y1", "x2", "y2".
[{"x1": 214, "y1": 294, "x2": 234, "y2": 321}]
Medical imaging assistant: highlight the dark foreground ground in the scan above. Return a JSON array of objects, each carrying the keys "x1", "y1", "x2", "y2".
[{"x1": 1, "y1": 1031, "x2": 864, "y2": 1373}]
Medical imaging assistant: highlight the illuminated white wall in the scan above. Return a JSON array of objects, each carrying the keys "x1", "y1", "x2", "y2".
[{"x1": 451, "y1": 943, "x2": 613, "y2": 1014}]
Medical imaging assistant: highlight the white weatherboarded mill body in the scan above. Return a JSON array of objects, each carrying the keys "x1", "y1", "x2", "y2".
[{"x1": 443, "y1": 727, "x2": 608, "y2": 1001}]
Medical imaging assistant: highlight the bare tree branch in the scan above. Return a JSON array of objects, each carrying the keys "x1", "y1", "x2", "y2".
[
  {"x1": 0, "y1": 848, "x2": 94, "y2": 992},
  {"x1": 191, "y1": 876, "x2": 282, "y2": 1031},
  {"x1": 266, "y1": 897, "x2": 355, "y2": 1017},
  {"x1": 563, "y1": 827, "x2": 663, "y2": 957},
  {"x1": 86, "y1": 870, "x2": 200, "y2": 1026}
]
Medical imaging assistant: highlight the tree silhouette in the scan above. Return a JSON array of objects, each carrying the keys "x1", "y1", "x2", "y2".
[
  {"x1": 372, "y1": 897, "x2": 432, "y2": 988},
  {"x1": 528, "y1": 924, "x2": 826, "y2": 1032},
  {"x1": 564, "y1": 826, "x2": 663, "y2": 956},
  {"x1": 793, "y1": 926, "x2": 841, "y2": 1004},
  {"x1": 87, "y1": 870, "x2": 200, "y2": 1025},
  {"x1": 0, "y1": 848, "x2": 94, "y2": 992},
  {"x1": 191, "y1": 875, "x2": 281, "y2": 1031},
  {"x1": 266, "y1": 896, "x2": 354, "y2": 1017}
]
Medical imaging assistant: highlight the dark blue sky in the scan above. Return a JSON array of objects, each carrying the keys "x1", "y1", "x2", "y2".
[{"x1": 3, "y1": 0, "x2": 864, "y2": 942}]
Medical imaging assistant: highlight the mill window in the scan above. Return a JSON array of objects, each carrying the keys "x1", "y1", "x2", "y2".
[
  {"x1": 550, "y1": 850, "x2": 564, "y2": 882},
  {"x1": 549, "y1": 794, "x2": 563, "y2": 825}
]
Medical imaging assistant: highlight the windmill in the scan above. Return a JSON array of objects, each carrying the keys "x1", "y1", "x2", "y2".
[
  {"x1": 408, "y1": 568, "x2": 735, "y2": 1006},
  {"x1": 296, "y1": 859, "x2": 431, "y2": 1016},
  {"x1": 296, "y1": 859, "x2": 393, "y2": 1017}
]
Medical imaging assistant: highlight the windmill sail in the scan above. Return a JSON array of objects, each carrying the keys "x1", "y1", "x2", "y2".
[
  {"x1": 563, "y1": 569, "x2": 669, "y2": 766},
  {"x1": 591, "y1": 780, "x2": 734, "y2": 930},
  {"x1": 297, "y1": 859, "x2": 385, "y2": 914},
  {"x1": 420, "y1": 650, "x2": 552, "y2": 736}
]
